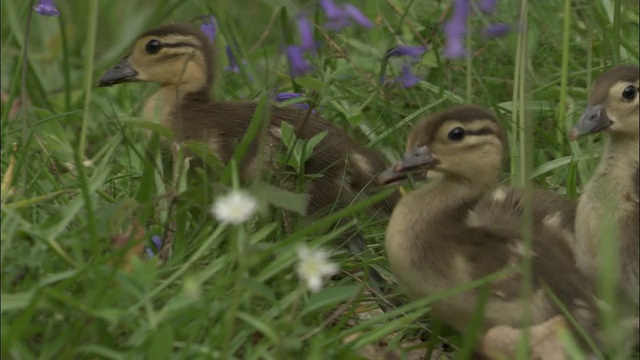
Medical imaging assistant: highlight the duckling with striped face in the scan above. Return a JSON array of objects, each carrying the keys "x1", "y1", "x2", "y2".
[
  {"x1": 379, "y1": 105, "x2": 600, "y2": 350},
  {"x1": 98, "y1": 23, "x2": 400, "y2": 306},
  {"x1": 98, "y1": 23, "x2": 397, "y2": 216},
  {"x1": 570, "y1": 64, "x2": 639, "y2": 309}
]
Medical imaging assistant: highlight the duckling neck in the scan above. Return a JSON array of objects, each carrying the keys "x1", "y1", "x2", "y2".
[
  {"x1": 406, "y1": 177, "x2": 490, "y2": 221},
  {"x1": 575, "y1": 133, "x2": 639, "y2": 291},
  {"x1": 142, "y1": 85, "x2": 210, "y2": 129},
  {"x1": 390, "y1": 176, "x2": 492, "y2": 241},
  {"x1": 588, "y1": 134, "x2": 638, "y2": 196}
]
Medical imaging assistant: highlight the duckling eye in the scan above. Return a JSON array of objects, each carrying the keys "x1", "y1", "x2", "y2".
[
  {"x1": 145, "y1": 40, "x2": 162, "y2": 54},
  {"x1": 621, "y1": 85, "x2": 638, "y2": 101},
  {"x1": 447, "y1": 127, "x2": 466, "y2": 141}
]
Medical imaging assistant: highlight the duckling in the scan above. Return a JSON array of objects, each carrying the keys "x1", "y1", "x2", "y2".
[
  {"x1": 97, "y1": 23, "x2": 399, "y2": 304},
  {"x1": 569, "y1": 64, "x2": 639, "y2": 309},
  {"x1": 379, "y1": 105, "x2": 600, "y2": 348},
  {"x1": 98, "y1": 23, "x2": 397, "y2": 215}
]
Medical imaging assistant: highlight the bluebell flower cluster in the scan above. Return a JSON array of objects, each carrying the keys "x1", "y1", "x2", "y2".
[
  {"x1": 34, "y1": 0, "x2": 60, "y2": 17},
  {"x1": 385, "y1": 45, "x2": 427, "y2": 88},
  {"x1": 286, "y1": 0, "x2": 372, "y2": 78},
  {"x1": 442, "y1": 0, "x2": 512, "y2": 59},
  {"x1": 200, "y1": 16, "x2": 249, "y2": 75}
]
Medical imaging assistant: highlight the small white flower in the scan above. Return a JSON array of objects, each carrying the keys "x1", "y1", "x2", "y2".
[
  {"x1": 296, "y1": 245, "x2": 340, "y2": 293},
  {"x1": 211, "y1": 190, "x2": 258, "y2": 224}
]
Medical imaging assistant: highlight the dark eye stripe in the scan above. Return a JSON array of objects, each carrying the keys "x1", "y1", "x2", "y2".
[
  {"x1": 154, "y1": 42, "x2": 201, "y2": 61},
  {"x1": 161, "y1": 42, "x2": 198, "y2": 49},
  {"x1": 160, "y1": 54, "x2": 188, "y2": 61},
  {"x1": 464, "y1": 127, "x2": 496, "y2": 137}
]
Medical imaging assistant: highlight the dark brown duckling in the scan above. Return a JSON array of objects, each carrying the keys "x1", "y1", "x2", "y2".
[{"x1": 98, "y1": 23, "x2": 397, "y2": 216}]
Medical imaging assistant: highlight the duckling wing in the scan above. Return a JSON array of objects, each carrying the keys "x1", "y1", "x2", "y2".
[
  {"x1": 180, "y1": 100, "x2": 398, "y2": 213},
  {"x1": 470, "y1": 187, "x2": 577, "y2": 246}
]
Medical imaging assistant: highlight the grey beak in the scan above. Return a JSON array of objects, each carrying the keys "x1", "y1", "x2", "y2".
[
  {"x1": 378, "y1": 146, "x2": 437, "y2": 185},
  {"x1": 97, "y1": 57, "x2": 138, "y2": 87},
  {"x1": 569, "y1": 104, "x2": 612, "y2": 140}
]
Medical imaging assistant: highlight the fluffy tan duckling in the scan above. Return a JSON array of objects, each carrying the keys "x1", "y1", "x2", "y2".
[
  {"x1": 569, "y1": 64, "x2": 639, "y2": 309},
  {"x1": 379, "y1": 105, "x2": 601, "y2": 349},
  {"x1": 97, "y1": 23, "x2": 399, "y2": 305}
]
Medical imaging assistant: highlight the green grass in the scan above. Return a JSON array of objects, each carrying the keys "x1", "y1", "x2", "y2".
[{"x1": 2, "y1": 0, "x2": 639, "y2": 359}]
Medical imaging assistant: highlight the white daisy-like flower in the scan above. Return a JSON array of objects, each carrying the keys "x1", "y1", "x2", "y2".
[
  {"x1": 211, "y1": 190, "x2": 258, "y2": 224},
  {"x1": 296, "y1": 245, "x2": 340, "y2": 293}
]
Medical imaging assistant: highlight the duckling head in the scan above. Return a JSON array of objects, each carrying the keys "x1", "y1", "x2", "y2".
[
  {"x1": 98, "y1": 23, "x2": 215, "y2": 94},
  {"x1": 379, "y1": 104, "x2": 505, "y2": 187},
  {"x1": 570, "y1": 64, "x2": 639, "y2": 140}
]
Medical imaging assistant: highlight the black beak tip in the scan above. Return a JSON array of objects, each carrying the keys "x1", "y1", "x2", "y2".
[{"x1": 96, "y1": 79, "x2": 111, "y2": 87}]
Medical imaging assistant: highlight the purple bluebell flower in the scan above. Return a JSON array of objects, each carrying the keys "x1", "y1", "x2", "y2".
[
  {"x1": 200, "y1": 16, "x2": 217, "y2": 43},
  {"x1": 396, "y1": 63, "x2": 422, "y2": 88},
  {"x1": 320, "y1": 0, "x2": 372, "y2": 30},
  {"x1": 483, "y1": 23, "x2": 511, "y2": 38},
  {"x1": 344, "y1": 4, "x2": 373, "y2": 28},
  {"x1": 145, "y1": 235, "x2": 163, "y2": 258},
  {"x1": 297, "y1": 15, "x2": 319, "y2": 52},
  {"x1": 286, "y1": 45, "x2": 312, "y2": 77},
  {"x1": 225, "y1": 46, "x2": 241, "y2": 73},
  {"x1": 320, "y1": 0, "x2": 345, "y2": 22},
  {"x1": 442, "y1": 0, "x2": 470, "y2": 58},
  {"x1": 275, "y1": 92, "x2": 305, "y2": 102},
  {"x1": 276, "y1": 92, "x2": 310, "y2": 110},
  {"x1": 275, "y1": 92, "x2": 319, "y2": 113},
  {"x1": 34, "y1": 0, "x2": 60, "y2": 17},
  {"x1": 478, "y1": 0, "x2": 498, "y2": 13},
  {"x1": 386, "y1": 45, "x2": 427, "y2": 59}
]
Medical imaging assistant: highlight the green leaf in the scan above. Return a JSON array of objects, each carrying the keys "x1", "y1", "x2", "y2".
[
  {"x1": 2, "y1": 189, "x2": 77, "y2": 209},
  {"x1": 253, "y1": 182, "x2": 308, "y2": 215},
  {"x1": 303, "y1": 130, "x2": 328, "y2": 163},
  {"x1": 1, "y1": 290, "x2": 36, "y2": 313},
  {"x1": 236, "y1": 312, "x2": 280, "y2": 345},
  {"x1": 280, "y1": 121, "x2": 296, "y2": 149},
  {"x1": 530, "y1": 156, "x2": 574, "y2": 178},
  {"x1": 146, "y1": 325, "x2": 174, "y2": 360},
  {"x1": 182, "y1": 139, "x2": 225, "y2": 172},
  {"x1": 301, "y1": 285, "x2": 360, "y2": 316},
  {"x1": 129, "y1": 256, "x2": 159, "y2": 292},
  {"x1": 294, "y1": 77, "x2": 324, "y2": 93}
]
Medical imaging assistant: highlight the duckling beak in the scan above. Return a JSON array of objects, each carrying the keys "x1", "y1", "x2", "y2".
[
  {"x1": 97, "y1": 57, "x2": 139, "y2": 87},
  {"x1": 569, "y1": 104, "x2": 611, "y2": 140},
  {"x1": 378, "y1": 146, "x2": 437, "y2": 185}
]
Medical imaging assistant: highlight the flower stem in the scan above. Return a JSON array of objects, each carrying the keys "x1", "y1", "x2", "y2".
[{"x1": 76, "y1": 0, "x2": 99, "y2": 245}]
